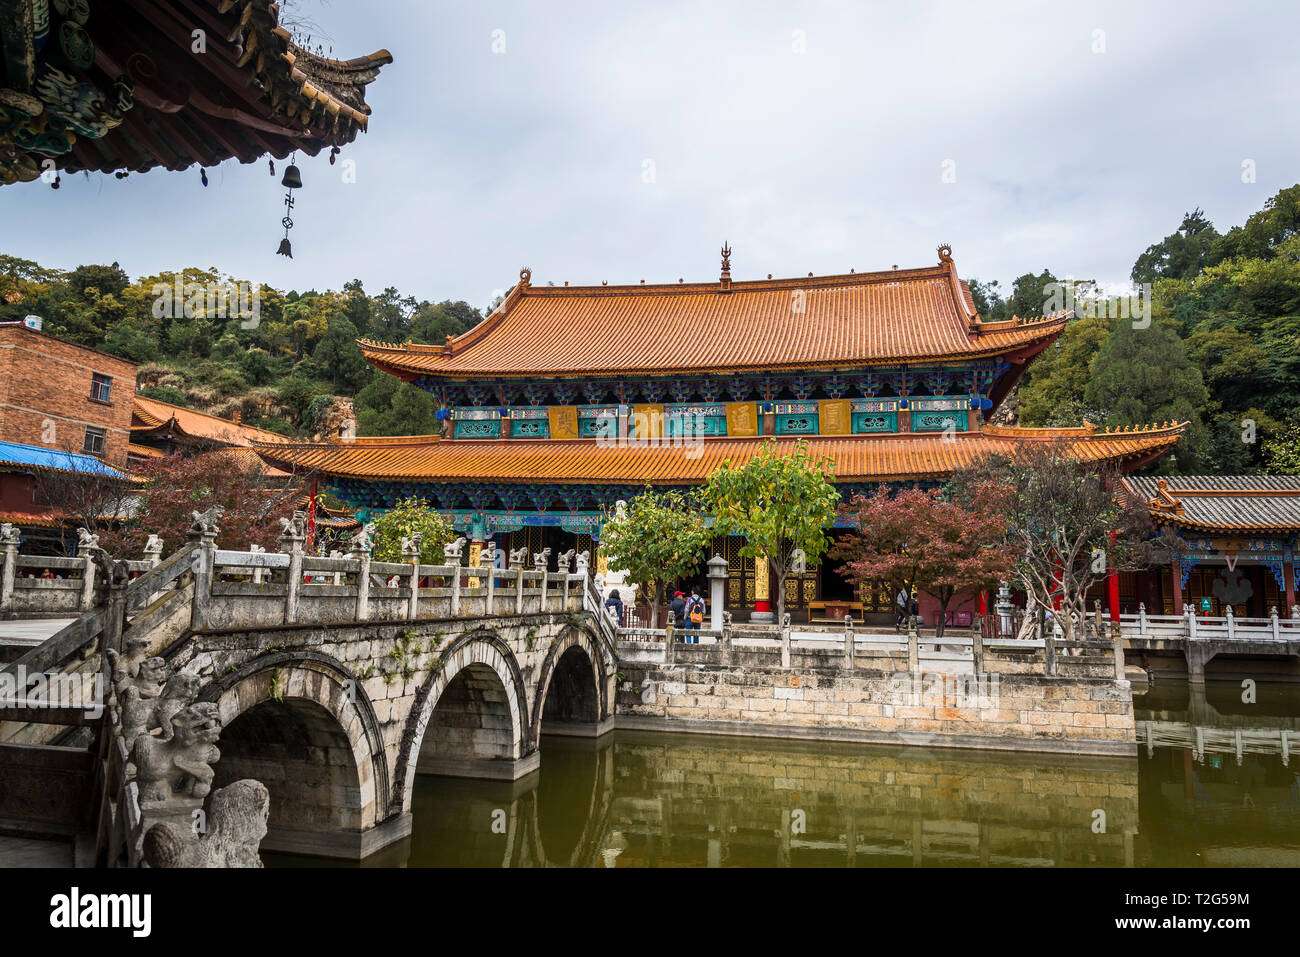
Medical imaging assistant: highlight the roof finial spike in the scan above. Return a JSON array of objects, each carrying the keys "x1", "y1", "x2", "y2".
[
  {"x1": 720, "y1": 241, "x2": 733, "y2": 291},
  {"x1": 937, "y1": 243, "x2": 953, "y2": 264}
]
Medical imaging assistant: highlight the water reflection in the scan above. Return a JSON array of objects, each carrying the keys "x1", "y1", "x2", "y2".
[
  {"x1": 397, "y1": 733, "x2": 1139, "y2": 868},
  {"x1": 266, "y1": 680, "x2": 1300, "y2": 868}
]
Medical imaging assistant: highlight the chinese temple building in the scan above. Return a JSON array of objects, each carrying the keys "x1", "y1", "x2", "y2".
[
  {"x1": 258, "y1": 247, "x2": 1185, "y2": 623},
  {"x1": 1, "y1": 0, "x2": 391, "y2": 184},
  {"x1": 1121, "y1": 476, "x2": 1300, "y2": 618}
]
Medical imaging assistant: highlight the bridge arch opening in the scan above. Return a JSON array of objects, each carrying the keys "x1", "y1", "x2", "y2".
[
  {"x1": 541, "y1": 644, "x2": 600, "y2": 730},
  {"x1": 212, "y1": 697, "x2": 366, "y2": 851},
  {"x1": 417, "y1": 662, "x2": 522, "y2": 778}
]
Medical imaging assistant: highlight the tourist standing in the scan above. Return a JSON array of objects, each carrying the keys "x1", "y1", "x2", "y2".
[
  {"x1": 605, "y1": 589, "x2": 624, "y2": 627},
  {"x1": 685, "y1": 587, "x2": 706, "y2": 639},
  {"x1": 669, "y1": 590, "x2": 687, "y2": 633}
]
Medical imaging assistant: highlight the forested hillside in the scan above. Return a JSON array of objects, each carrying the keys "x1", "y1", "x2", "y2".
[
  {"x1": 0, "y1": 261, "x2": 487, "y2": 439},
  {"x1": 967, "y1": 185, "x2": 1300, "y2": 474}
]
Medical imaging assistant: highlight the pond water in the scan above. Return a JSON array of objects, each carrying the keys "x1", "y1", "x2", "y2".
[{"x1": 267, "y1": 680, "x2": 1300, "y2": 868}]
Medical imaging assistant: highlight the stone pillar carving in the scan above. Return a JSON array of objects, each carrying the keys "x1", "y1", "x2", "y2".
[
  {"x1": 142, "y1": 533, "x2": 163, "y2": 569},
  {"x1": 843, "y1": 615, "x2": 855, "y2": 672},
  {"x1": 0, "y1": 522, "x2": 19, "y2": 610},
  {"x1": 76, "y1": 527, "x2": 99, "y2": 611},
  {"x1": 187, "y1": 507, "x2": 223, "y2": 631},
  {"x1": 484, "y1": 540, "x2": 497, "y2": 614},
  {"x1": 349, "y1": 523, "x2": 375, "y2": 622},
  {"x1": 444, "y1": 537, "x2": 465, "y2": 616},
  {"x1": 906, "y1": 615, "x2": 920, "y2": 673},
  {"x1": 278, "y1": 510, "x2": 306, "y2": 624},
  {"x1": 402, "y1": 532, "x2": 423, "y2": 619}
]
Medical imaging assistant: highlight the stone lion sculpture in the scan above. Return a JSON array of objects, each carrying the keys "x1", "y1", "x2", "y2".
[
  {"x1": 532, "y1": 547, "x2": 551, "y2": 571},
  {"x1": 133, "y1": 701, "x2": 223, "y2": 807},
  {"x1": 141, "y1": 778, "x2": 270, "y2": 869}
]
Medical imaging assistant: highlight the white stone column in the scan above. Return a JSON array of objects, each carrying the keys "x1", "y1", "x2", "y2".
[
  {"x1": 0, "y1": 523, "x2": 19, "y2": 611},
  {"x1": 706, "y1": 555, "x2": 727, "y2": 632}
]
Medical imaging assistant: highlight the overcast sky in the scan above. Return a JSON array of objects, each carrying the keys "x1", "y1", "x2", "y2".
[{"x1": 3, "y1": 0, "x2": 1298, "y2": 312}]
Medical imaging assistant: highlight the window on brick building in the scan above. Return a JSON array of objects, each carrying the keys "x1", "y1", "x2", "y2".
[
  {"x1": 83, "y1": 426, "x2": 106, "y2": 457},
  {"x1": 90, "y1": 373, "x2": 112, "y2": 403}
]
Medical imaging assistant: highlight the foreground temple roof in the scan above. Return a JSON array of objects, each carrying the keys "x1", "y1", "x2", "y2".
[
  {"x1": 358, "y1": 249, "x2": 1067, "y2": 382},
  {"x1": 1, "y1": 0, "x2": 391, "y2": 183},
  {"x1": 256, "y1": 423, "x2": 1185, "y2": 487},
  {"x1": 1125, "y1": 475, "x2": 1300, "y2": 534}
]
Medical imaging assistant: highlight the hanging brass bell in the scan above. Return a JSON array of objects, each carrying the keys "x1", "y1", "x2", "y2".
[
  {"x1": 276, "y1": 238, "x2": 293, "y2": 258},
  {"x1": 280, "y1": 163, "x2": 302, "y2": 189}
]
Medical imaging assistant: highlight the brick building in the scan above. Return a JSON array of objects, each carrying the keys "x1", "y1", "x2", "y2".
[{"x1": 0, "y1": 323, "x2": 138, "y2": 468}]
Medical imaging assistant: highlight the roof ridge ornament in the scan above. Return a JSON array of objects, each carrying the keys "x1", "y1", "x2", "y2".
[
  {"x1": 720, "y1": 241, "x2": 733, "y2": 292},
  {"x1": 937, "y1": 244, "x2": 953, "y2": 264}
]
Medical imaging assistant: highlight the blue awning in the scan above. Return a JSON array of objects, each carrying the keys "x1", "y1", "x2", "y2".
[{"x1": 0, "y1": 440, "x2": 129, "y2": 479}]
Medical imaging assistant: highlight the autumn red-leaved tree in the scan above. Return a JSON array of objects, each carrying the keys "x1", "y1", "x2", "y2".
[
  {"x1": 98, "y1": 450, "x2": 308, "y2": 558},
  {"x1": 830, "y1": 483, "x2": 1017, "y2": 636}
]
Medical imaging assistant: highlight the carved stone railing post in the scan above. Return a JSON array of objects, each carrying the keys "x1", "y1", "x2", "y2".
[
  {"x1": 720, "y1": 612, "x2": 733, "y2": 667},
  {"x1": 1138, "y1": 601, "x2": 1148, "y2": 636},
  {"x1": 349, "y1": 523, "x2": 374, "y2": 622},
  {"x1": 329, "y1": 549, "x2": 344, "y2": 586},
  {"x1": 142, "y1": 533, "x2": 163, "y2": 569},
  {"x1": 402, "y1": 532, "x2": 422, "y2": 620},
  {"x1": 1271, "y1": 606, "x2": 1280, "y2": 641},
  {"x1": 1225, "y1": 605, "x2": 1236, "y2": 640},
  {"x1": 76, "y1": 529, "x2": 99, "y2": 611},
  {"x1": 185, "y1": 508, "x2": 222, "y2": 630},
  {"x1": 0, "y1": 523, "x2": 19, "y2": 611},
  {"x1": 1112, "y1": 633, "x2": 1126, "y2": 682},
  {"x1": 485, "y1": 542, "x2": 497, "y2": 615},
  {"x1": 906, "y1": 615, "x2": 920, "y2": 673},
  {"x1": 1044, "y1": 632, "x2": 1057, "y2": 676},
  {"x1": 444, "y1": 537, "x2": 465, "y2": 617},
  {"x1": 843, "y1": 615, "x2": 855, "y2": 672},
  {"x1": 780, "y1": 612, "x2": 792, "y2": 669},
  {"x1": 279, "y1": 510, "x2": 306, "y2": 624}
]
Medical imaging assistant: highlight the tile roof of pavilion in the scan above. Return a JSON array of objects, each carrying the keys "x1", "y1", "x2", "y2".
[
  {"x1": 1124, "y1": 475, "x2": 1300, "y2": 534},
  {"x1": 357, "y1": 249, "x2": 1067, "y2": 383},
  {"x1": 255, "y1": 423, "x2": 1185, "y2": 487},
  {"x1": 132, "y1": 396, "x2": 289, "y2": 448}
]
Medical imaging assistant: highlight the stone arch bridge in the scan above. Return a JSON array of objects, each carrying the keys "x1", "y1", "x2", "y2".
[{"x1": 0, "y1": 528, "x2": 621, "y2": 861}]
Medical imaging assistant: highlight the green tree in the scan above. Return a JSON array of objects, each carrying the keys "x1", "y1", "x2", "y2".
[
  {"x1": 1131, "y1": 208, "x2": 1222, "y2": 284},
  {"x1": 704, "y1": 439, "x2": 840, "y2": 625},
  {"x1": 599, "y1": 489, "x2": 712, "y2": 628},
  {"x1": 1083, "y1": 320, "x2": 1209, "y2": 470},
  {"x1": 312, "y1": 316, "x2": 372, "y2": 393},
  {"x1": 355, "y1": 372, "x2": 441, "y2": 436},
  {"x1": 370, "y1": 496, "x2": 455, "y2": 564}
]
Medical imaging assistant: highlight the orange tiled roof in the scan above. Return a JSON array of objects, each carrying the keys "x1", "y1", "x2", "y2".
[
  {"x1": 132, "y1": 396, "x2": 289, "y2": 448},
  {"x1": 254, "y1": 423, "x2": 1184, "y2": 486},
  {"x1": 358, "y1": 252, "x2": 1067, "y2": 380}
]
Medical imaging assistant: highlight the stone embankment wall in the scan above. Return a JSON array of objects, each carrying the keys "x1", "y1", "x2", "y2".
[{"x1": 615, "y1": 662, "x2": 1136, "y2": 756}]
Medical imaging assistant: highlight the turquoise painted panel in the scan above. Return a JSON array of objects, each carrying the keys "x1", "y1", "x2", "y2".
[
  {"x1": 912, "y1": 410, "x2": 968, "y2": 432},
  {"x1": 852, "y1": 411, "x2": 897, "y2": 433},
  {"x1": 454, "y1": 419, "x2": 501, "y2": 439},
  {"x1": 775, "y1": 413, "x2": 818, "y2": 435},
  {"x1": 665, "y1": 415, "x2": 727, "y2": 437},
  {"x1": 512, "y1": 419, "x2": 550, "y2": 438}
]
